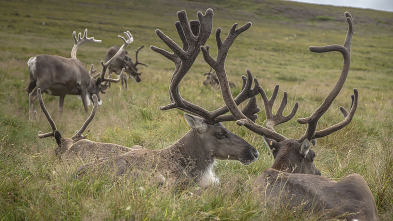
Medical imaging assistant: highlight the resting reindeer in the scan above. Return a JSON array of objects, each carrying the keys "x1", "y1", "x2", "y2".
[
  {"x1": 76, "y1": 9, "x2": 260, "y2": 188},
  {"x1": 105, "y1": 45, "x2": 147, "y2": 89},
  {"x1": 36, "y1": 88, "x2": 135, "y2": 163},
  {"x1": 26, "y1": 29, "x2": 132, "y2": 121},
  {"x1": 203, "y1": 68, "x2": 236, "y2": 89},
  {"x1": 201, "y1": 12, "x2": 378, "y2": 220}
]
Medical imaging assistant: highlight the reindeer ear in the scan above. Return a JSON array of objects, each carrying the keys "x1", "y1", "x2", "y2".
[
  {"x1": 184, "y1": 114, "x2": 207, "y2": 132},
  {"x1": 300, "y1": 139, "x2": 310, "y2": 157},
  {"x1": 263, "y1": 137, "x2": 278, "y2": 151}
]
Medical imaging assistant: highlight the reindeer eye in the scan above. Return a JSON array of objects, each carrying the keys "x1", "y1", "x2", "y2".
[{"x1": 216, "y1": 131, "x2": 228, "y2": 139}]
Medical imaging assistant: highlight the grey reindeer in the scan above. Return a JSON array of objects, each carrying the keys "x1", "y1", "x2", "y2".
[
  {"x1": 203, "y1": 68, "x2": 236, "y2": 89},
  {"x1": 105, "y1": 45, "x2": 147, "y2": 89},
  {"x1": 26, "y1": 29, "x2": 131, "y2": 121},
  {"x1": 202, "y1": 11, "x2": 378, "y2": 221},
  {"x1": 46, "y1": 9, "x2": 260, "y2": 188}
]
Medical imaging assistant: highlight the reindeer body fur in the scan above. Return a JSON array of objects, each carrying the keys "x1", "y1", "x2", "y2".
[
  {"x1": 254, "y1": 168, "x2": 378, "y2": 220},
  {"x1": 77, "y1": 129, "x2": 220, "y2": 187},
  {"x1": 56, "y1": 137, "x2": 133, "y2": 163},
  {"x1": 28, "y1": 55, "x2": 92, "y2": 97}
]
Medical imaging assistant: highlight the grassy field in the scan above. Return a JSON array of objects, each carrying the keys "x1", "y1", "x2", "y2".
[{"x1": 0, "y1": 0, "x2": 392, "y2": 220}]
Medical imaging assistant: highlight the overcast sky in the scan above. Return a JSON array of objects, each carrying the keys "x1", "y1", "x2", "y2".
[{"x1": 288, "y1": 0, "x2": 393, "y2": 12}]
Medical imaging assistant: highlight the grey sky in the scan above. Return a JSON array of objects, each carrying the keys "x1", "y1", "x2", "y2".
[{"x1": 288, "y1": 0, "x2": 393, "y2": 12}]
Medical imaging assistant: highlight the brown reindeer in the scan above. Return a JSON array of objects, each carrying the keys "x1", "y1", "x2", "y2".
[
  {"x1": 203, "y1": 68, "x2": 236, "y2": 89},
  {"x1": 105, "y1": 45, "x2": 147, "y2": 89},
  {"x1": 76, "y1": 9, "x2": 260, "y2": 188},
  {"x1": 26, "y1": 29, "x2": 132, "y2": 121},
  {"x1": 36, "y1": 88, "x2": 135, "y2": 163},
  {"x1": 201, "y1": 12, "x2": 378, "y2": 220}
]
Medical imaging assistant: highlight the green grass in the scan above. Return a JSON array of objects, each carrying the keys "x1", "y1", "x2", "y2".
[{"x1": 0, "y1": 0, "x2": 392, "y2": 220}]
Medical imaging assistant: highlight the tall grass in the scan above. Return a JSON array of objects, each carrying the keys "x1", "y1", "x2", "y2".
[{"x1": 0, "y1": 0, "x2": 392, "y2": 220}]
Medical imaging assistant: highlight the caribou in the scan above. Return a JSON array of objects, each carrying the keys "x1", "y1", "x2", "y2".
[
  {"x1": 36, "y1": 88, "x2": 135, "y2": 163},
  {"x1": 26, "y1": 29, "x2": 132, "y2": 121},
  {"x1": 37, "y1": 9, "x2": 260, "y2": 188},
  {"x1": 203, "y1": 68, "x2": 236, "y2": 89},
  {"x1": 201, "y1": 11, "x2": 378, "y2": 220},
  {"x1": 105, "y1": 45, "x2": 147, "y2": 89}
]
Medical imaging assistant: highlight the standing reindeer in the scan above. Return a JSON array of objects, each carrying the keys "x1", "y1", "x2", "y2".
[
  {"x1": 203, "y1": 68, "x2": 236, "y2": 89},
  {"x1": 26, "y1": 29, "x2": 132, "y2": 121},
  {"x1": 76, "y1": 9, "x2": 260, "y2": 188},
  {"x1": 105, "y1": 45, "x2": 147, "y2": 89},
  {"x1": 201, "y1": 12, "x2": 378, "y2": 220}
]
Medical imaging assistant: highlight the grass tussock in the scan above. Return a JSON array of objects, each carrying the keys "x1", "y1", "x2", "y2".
[{"x1": 0, "y1": 0, "x2": 392, "y2": 220}]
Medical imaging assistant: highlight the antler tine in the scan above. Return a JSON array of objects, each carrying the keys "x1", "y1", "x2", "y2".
[
  {"x1": 313, "y1": 89, "x2": 358, "y2": 139},
  {"x1": 259, "y1": 85, "x2": 299, "y2": 131},
  {"x1": 208, "y1": 70, "x2": 259, "y2": 119},
  {"x1": 214, "y1": 96, "x2": 260, "y2": 123},
  {"x1": 152, "y1": 9, "x2": 221, "y2": 121},
  {"x1": 71, "y1": 28, "x2": 102, "y2": 59},
  {"x1": 203, "y1": 68, "x2": 213, "y2": 76},
  {"x1": 71, "y1": 94, "x2": 99, "y2": 141},
  {"x1": 100, "y1": 31, "x2": 133, "y2": 81},
  {"x1": 135, "y1": 45, "x2": 148, "y2": 67},
  {"x1": 297, "y1": 12, "x2": 354, "y2": 141},
  {"x1": 37, "y1": 88, "x2": 57, "y2": 138},
  {"x1": 37, "y1": 88, "x2": 62, "y2": 146},
  {"x1": 202, "y1": 21, "x2": 291, "y2": 141},
  {"x1": 89, "y1": 64, "x2": 97, "y2": 76}
]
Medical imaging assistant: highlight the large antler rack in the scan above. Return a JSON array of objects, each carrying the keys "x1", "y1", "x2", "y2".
[
  {"x1": 134, "y1": 45, "x2": 148, "y2": 68},
  {"x1": 297, "y1": 11, "x2": 357, "y2": 142},
  {"x1": 71, "y1": 94, "x2": 99, "y2": 142},
  {"x1": 37, "y1": 88, "x2": 100, "y2": 145},
  {"x1": 201, "y1": 22, "x2": 297, "y2": 141},
  {"x1": 210, "y1": 11, "x2": 357, "y2": 143},
  {"x1": 71, "y1": 28, "x2": 102, "y2": 59},
  {"x1": 37, "y1": 88, "x2": 62, "y2": 146},
  {"x1": 98, "y1": 31, "x2": 134, "y2": 83},
  {"x1": 151, "y1": 9, "x2": 259, "y2": 124}
]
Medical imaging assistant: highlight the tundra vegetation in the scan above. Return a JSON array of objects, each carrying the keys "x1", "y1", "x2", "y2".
[{"x1": 0, "y1": 0, "x2": 392, "y2": 220}]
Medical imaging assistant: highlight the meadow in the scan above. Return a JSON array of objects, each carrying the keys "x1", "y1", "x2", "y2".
[{"x1": 0, "y1": 0, "x2": 392, "y2": 220}]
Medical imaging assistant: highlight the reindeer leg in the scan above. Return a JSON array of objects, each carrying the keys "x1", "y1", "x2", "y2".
[
  {"x1": 28, "y1": 88, "x2": 38, "y2": 121},
  {"x1": 124, "y1": 74, "x2": 128, "y2": 90},
  {"x1": 58, "y1": 95, "x2": 65, "y2": 118},
  {"x1": 107, "y1": 72, "x2": 112, "y2": 88},
  {"x1": 26, "y1": 81, "x2": 36, "y2": 95},
  {"x1": 27, "y1": 80, "x2": 38, "y2": 121},
  {"x1": 80, "y1": 90, "x2": 89, "y2": 114}
]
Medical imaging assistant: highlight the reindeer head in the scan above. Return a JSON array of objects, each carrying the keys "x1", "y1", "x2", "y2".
[
  {"x1": 151, "y1": 9, "x2": 261, "y2": 166},
  {"x1": 184, "y1": 114, "x2": 259, "y2": 165},
  {"x1": 37, "y1": 88, "x2": 99, "y2": 157},
  {"x1": 202, "y1": 12, "x2": 356, "y2": 176},
  {"x1": 85, "y1": 31, "x2": 135, "y2": 105},
  {"x1": 122, "y1": 45, "x2": 147, "y2": 83},
  {"x1": 203, "y1": 68, "x2": 219, "y2": 87}
]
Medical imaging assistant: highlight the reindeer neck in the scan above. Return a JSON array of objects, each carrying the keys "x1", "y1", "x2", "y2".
[{"x1": 162, "y1": 129, "x2": 215, "y2": 181}]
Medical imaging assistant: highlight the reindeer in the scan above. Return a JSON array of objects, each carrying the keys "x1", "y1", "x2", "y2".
[
  {"x1": 75, "y1": 9, "x2": 260, "y2": 188},
  {"x1": 36, "y1": 88, "x2": 136, "y2": 163},
  {"x1": 201, "y1": 11, "x2": 378, "y2": 220},
  {"x1": 203, "y1": 68, "x2": 236, "y2": 89},
  {"x1": 26, "y1": 29, "x2": 132, "y2": 121},
  {"x1": 105, "y1": 45, "x2": 147, "y2": 89}
]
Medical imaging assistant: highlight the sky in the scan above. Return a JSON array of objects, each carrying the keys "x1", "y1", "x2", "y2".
[{"x1": 287, "y1": 0, "x2": 393, "y2": 12}]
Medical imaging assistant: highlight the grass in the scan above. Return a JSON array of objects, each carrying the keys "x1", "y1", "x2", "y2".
[{"x1": 0, "y1": 0, "x2": 392, "y2": 220}]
